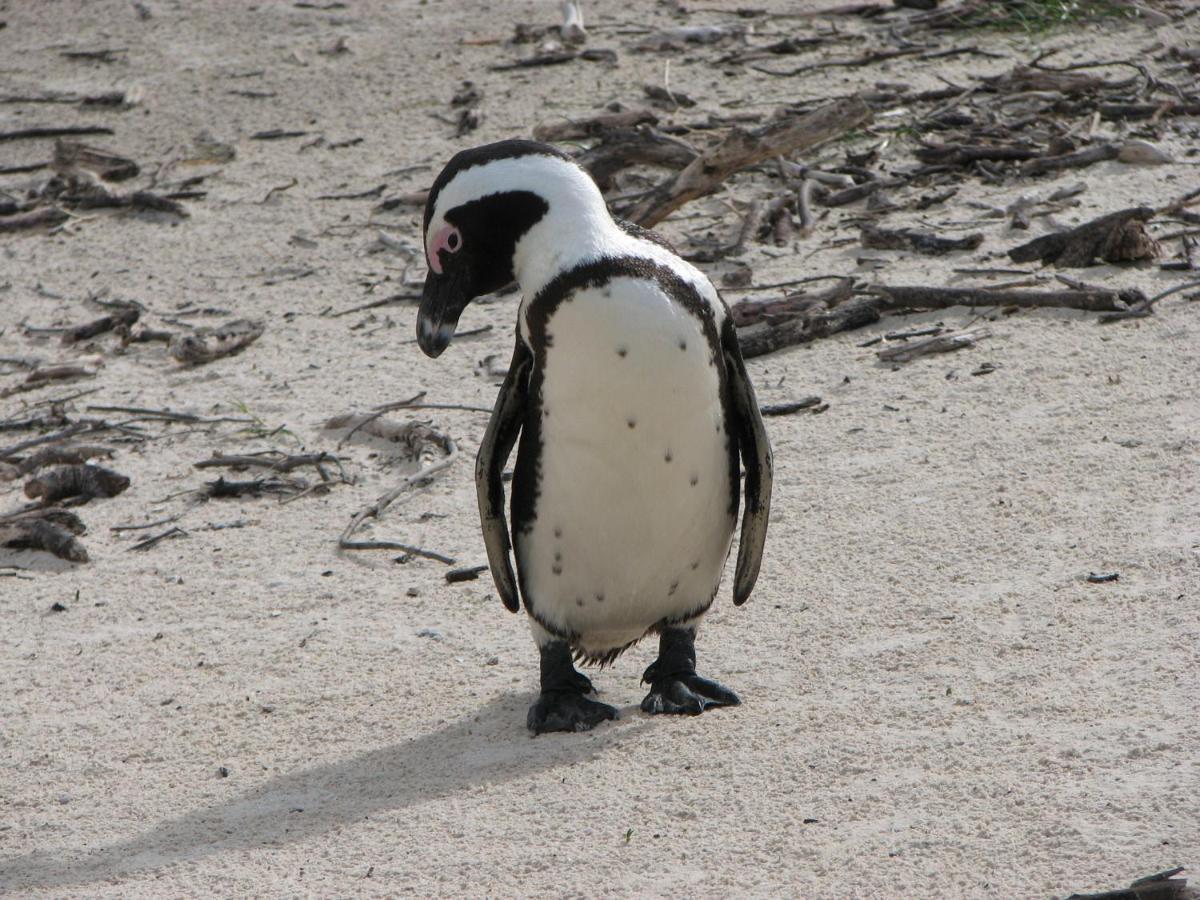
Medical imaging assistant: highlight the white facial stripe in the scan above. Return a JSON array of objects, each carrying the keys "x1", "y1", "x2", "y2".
[{"x1": 425, "y1": 155, "x2": 604, "y2": 250}]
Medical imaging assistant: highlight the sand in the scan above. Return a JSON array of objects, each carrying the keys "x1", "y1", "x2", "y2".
[{"x1": 1, "y1": 1, "x2": 1198, "y2": 897}]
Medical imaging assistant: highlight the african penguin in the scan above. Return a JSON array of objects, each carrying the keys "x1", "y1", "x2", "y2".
[{"x1": 417, "y1": 139, "x2": 772, "y2": 734}]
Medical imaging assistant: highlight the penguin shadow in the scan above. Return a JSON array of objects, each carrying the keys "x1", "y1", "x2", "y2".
[{"x1": 0, "y1": 691, "x2": 649, "y2": 892}]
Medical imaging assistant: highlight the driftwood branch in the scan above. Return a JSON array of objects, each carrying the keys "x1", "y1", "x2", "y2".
[
  {"x1": 1008, "y1": 207, "x2": 1159, "y2": 267},
  {"x1": 625, "y1": 96, "x2": 873, "y2": 227},
  {"x1": 870, "y1": 285, "x2": 1136, "y2": 313},
  {"x1": 168, "y1": 319, "x2": 264, "y2": 365},
  {"x1": 877, "y1": 328, "x2": 991, "y2": 363},
  {"x1": 860, "y1": 225, "x2": 983, "y2": 255},
  {"x1": 24, "y1": 464, "x2": 130, "y2": 505},
  {"x1": 0, "y1": 517, "x2": 88, "y2": 562},
  {"x1": 338, "y1": 437, "x2": 460, "y2": 551},
  {"x1": 736, "y1": 295, "x2": 881, "y2": 359}
]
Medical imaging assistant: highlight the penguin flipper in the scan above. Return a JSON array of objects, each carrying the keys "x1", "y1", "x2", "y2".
[
  {"x1": 475, "y1": 336, "x2": 531, "y2": 613},
  {"x1": 722, "y1": 318, "x2": 773, "y2": 606}
]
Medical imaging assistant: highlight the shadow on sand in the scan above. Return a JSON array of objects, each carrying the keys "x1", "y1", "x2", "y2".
[{"x1": 1, "y1": 692, "x2": 646, "y2": 890}]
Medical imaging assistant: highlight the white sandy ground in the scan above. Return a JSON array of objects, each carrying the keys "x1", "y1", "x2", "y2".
[{"x1": 1, "y1": 1, "x2": 1198, "y2": 897}]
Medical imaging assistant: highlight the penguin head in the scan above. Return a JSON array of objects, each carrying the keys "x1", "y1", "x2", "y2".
[{"x1": 417, "y1": 139, "x2": 604, "y2": 357}]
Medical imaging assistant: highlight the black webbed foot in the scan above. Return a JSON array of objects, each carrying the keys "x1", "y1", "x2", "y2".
[
  {"x1": 641, "y1": 626, "x2": 741, "y2": 716},
  {"x1": 527, "y1": 691, "x2": 618, "y2": 734},
  {"x1": 527, "y1": 640, "x2": 618, "y2": 734}
]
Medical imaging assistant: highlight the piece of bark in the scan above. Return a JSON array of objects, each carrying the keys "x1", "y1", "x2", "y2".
[
  {"x1": 204, "y1": 476, "x2": 304, "y2": 498},
  {"x1": 169, "y1": 319, "x2": 264, "y2": 365},
  {"x1": 643, "y1": 83, "x2": 695, "y2": 108},
  {"x1": 632, "y1": 24, "x2": 746, "y2": 52},
  {"x1": 1065, "y1": 866, "x2": 1191, "y2": 900},
  {"x1": 625, "y1": 96, "x2": 873, "y2": 227},
  {"x1": 737, "y1": 295, "x2": 882, "y2": 359},
  {"x1": 53, "y1": 140, "x2": 139, "y2": 181},
  {"x1": 1, "y1": 444, "x2": 114, "y2": 480},
  {"x1": 0, "y1": 506, "x2": 87, "y2": 534},
  {"x1": 576, "y1": 127, "x2": 696, "y2": 191},
  {"x1": 1, "y1": 365, "x2": 98, "y2": 397},
  {"x1": 981, "y1": 65, "x2": 1118, "y2": 96},
  {"x1": 0, "y1": 519, "x2": 88, "y2": 562},
  {"x1": 1099, "y1": 102, "x2": 1200, "y2": 121},
  {"x1": 532, "y1": 109, "x2": 658, "y2": 142},
  {"x1": 820, "y1": 177, "x2": 906, "y2": 208},
  {"x1": 870, "y1": 285, "x2": 1136, "y2": 313},
  {"x1": 1021, "y1": 143, "x2": 1119, "y2": 177},
  {"x1": 24, "y1": 463, "x2": 130, "y2": 504},
  {"x1": 876, "y1": 327, "x2": 989, "y2": 363},
  {"x1": 194, "y1": 451, "x2": 342, "y2": 480},
  {"x1": 1008, "y1": 207, "x2": 1159, "y2": 267},
  {"x1": 374, "y1": 190, "x2": 429, "y2": 212},
  {"x1": 120, "y1": 323, "x2": 174, "y2": 345},
  {"x1": 61, "y1": 307, "x2": 140, "y2": 343},
  {"x1": 64, "y1": 187, "x2": 188, "y2": 217},
  {"x1": 731, "y1": 278, "x2": 854, "y2": 327},
  {"x1": 0, "y1": 207, "x2": 69, "y2": 233},
  {"x1": 860, "y1": 225, "x2": 983, "y2": 255},
  {"x1": 0, "y1": 125, "x2": 115, "y2": 143},
  {"x1": 761, "y1": 396, "x2": 824, "y2": 416},
  {"x1": 915, "y1": 143, "x2": 1040, "y2": 166}
]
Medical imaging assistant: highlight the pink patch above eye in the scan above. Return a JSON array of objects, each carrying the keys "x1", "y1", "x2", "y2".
[{"x1": 427, "y1": 224, "x2": 462, "y2": 274}]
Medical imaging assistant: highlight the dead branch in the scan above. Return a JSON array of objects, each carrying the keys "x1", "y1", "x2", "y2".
[
  {"x1": 731, "y1": 278, "x2": 854, "y2": 327},
  {"x1": 1020, "y1": 143, "x2": 1120, "y2": 177},
  {"x1": 0, "y1": 125, "x2": 114, "y2": 143},
  {"x1": 62, "y1": 307, "x2": 140, "y2": 344},
  {"x1": 632, "y1": 24, "x2": 745, "y2": 52},
  {"x1": 24, "y1": 463, "x2": 130, "y2": 505},
  {"x1": 760, "y1": 396, "x2": 824, "y2": 416},
  {"x1": 0, "y1": 518, "x2": 88, "y2": 562},
  {"x1": 1099, "y1": 102, "x2": 1200, "y2": 121},
  {"x1": 1008, "y1": 207, "x2": 1159, "y2": 267},
  {"x1": 168, "y1": 319, "x2": 264, "y2": 365},
  {"x1": 339, "y1": 435, "x2": 460, "y2": 551},
  {"x1": 860, "y1": 225, "x2": 983, "y2": 255},
  {"x1": 204, "y1": 476, "x2": 306, "y2": 499},
  {"x1": 128, "y1": 526, "x2": 187, "y2": 552},
  {"x1": 53, "y1": 140, "x2": 139, "y2": 181},
  {"x1": 1, "y1": 365, "x2": 98, "y2": 398},
  {"x1": 915, "y1": 143, "x2": 1040, "y2": 166},
  {"x1": 624, "y1": 96, "x2": 873, "y2": 228},
  {"x1": 0, "y1": 444, "x2": 114, "y2": 480},
  {"x1": 877, "y1": 328, "x2": 990, "y2": 363},
  {"x1": 0, "y1": 207, "x2": 69, "y2": 234},
  {"x1": 194, "y1": 451, "x2": 345, "y2": 481},
  {"x1": 871, "y1": 284, "x2": 1138, "y2": 313},
  {"x1": 532, "y1": 109, "x2": 658, "y2": 142},
  {"x1": 737, "y1": 295, "x2": 882, "y2": 359},
  {"x1": 1063, "y1": 865, "x2": 1191, "y2": 900},
  {"x1": 575, "y1": 127, "x2": 696, "y2": 191}
]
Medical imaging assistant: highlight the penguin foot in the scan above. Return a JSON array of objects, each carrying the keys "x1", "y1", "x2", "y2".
[
  {"x1": 528, "y1": 639, "x2": 618, "y2": 734},
  {"x1": 640, "y1": 626, "x2": 741, "y2": 716},
  {"x1": 527, "y1": 691, "x2": 618, "y2": 734},
  {"x1": 640, "y1": 672, "x2": 740, "y2": 715}
]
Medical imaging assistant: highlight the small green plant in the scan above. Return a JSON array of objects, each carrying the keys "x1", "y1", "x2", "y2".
[
  {"x1": 231, "y1": 400, "x2": 301, "y2": 445},
  {"x1": 979, "y1": 0, "x2": 1133, "y2": 34},
  {"x1": 623, "y1": 828, "x2": 634, "y2": 844}
]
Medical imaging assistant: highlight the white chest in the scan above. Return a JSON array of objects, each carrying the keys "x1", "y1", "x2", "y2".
[{"x1": 514, "y1": 276, "x2": 736, "y2": 654}]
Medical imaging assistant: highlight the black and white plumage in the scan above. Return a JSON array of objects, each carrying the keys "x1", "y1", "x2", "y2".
[{"x1": 417, "y1": 139, "x2": 772, "y2": 733}]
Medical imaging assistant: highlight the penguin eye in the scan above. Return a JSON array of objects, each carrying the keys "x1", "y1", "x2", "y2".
[{"x1": 427, "y1": 223, "x2": 464, "y2": 275}]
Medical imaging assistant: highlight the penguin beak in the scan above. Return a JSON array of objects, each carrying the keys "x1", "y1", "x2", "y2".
[{"x1": 417, "y1": 267, "x2": 470, "y2": 358}]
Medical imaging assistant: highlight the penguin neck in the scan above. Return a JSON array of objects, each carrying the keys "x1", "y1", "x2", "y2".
[{"x1": 511, "y1": 167, "x2": 624, "y2": 299}]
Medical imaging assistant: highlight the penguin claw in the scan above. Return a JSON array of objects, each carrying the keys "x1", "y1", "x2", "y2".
[
  {"x1": 527, "y1": 691, "x2": 618, "y2": 734},
  {"x1": 640, "y1": 673, "x2": 741, "y2": 716}
]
